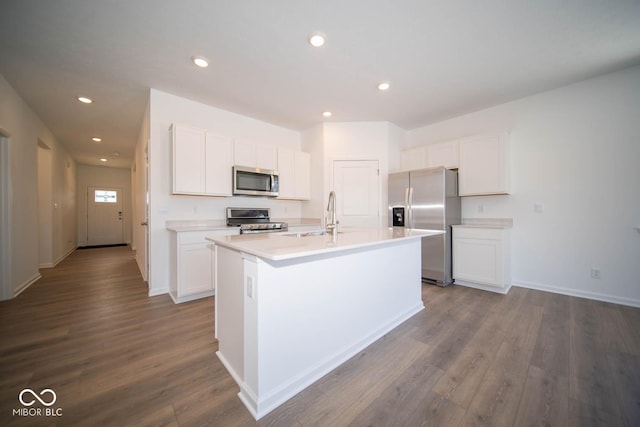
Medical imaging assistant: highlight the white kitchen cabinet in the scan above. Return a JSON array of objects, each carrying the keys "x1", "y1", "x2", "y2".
[
  {"x1": 233, "y1": 139, "x2": 256, "y2": 167},
  {"x1": 234, "y1": 139, "x2": 278, "y2": 170},
  {"x1": 172, "y1": 124, "x2": 206, "y2": 194},
  {"x1": 400, "y1": 146, "x2": 427, "y2": 172},
  {"x1": 458, "y1": 133, "x2": 510, "y2": 196},
  {"x1": 257, "y1": 143, "x2": 278, "y2": 170},
  {"x1": 276, "y1": 148, "x2": 310, "y2": 200},
  {"x1": 169, "y1": 228, "x2": 239, "y2": 303},
  {"x1": 452, "y1": 225, "x2": 511, "y2": 294},
  {"x1": 205, "y1": 132, "x2": 233, "y2": 195},
  {"x1": 427, "y1": 140, "x2": 459, "y2": 169},
  {"x1": 277, "y1": 148, "x2": 295, "y2": 197},
  {"x1": 172, "y1": 124, "x2": 233, "y2": 196}
]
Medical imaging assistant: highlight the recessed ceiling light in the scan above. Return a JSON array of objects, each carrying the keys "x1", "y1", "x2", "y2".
[
  {"x1": 192, "y1": 56, "x2": 209, "y2": 68},
  {"x1": 308, "y1": 32, "x2": 327, "y2": 47},
  {"x1": 78, "y1": 96, "x2": 93, "y2": 104},
  {"x1": 112, "y1": 152, "x2": 120, "y2": 157},
  {"x1": 322, "y1": 111, "x2": 332, "y2": 118},
  {"x1": 377, "y1": 81, "x2": 391, "y2": 91},
  {"x1": 99, "y1": 158, "x2": 108, "y2": 162},
  {"x1": 92, "y1": 137, "x2": 102, "y2": 142}
]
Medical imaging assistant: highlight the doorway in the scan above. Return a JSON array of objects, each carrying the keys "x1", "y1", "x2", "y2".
[
  {"x1": 87, "y1": 186, "x2": 125, "y2": 246},
  {"x1": 37, "y1": 140, "x2": 53, "y2": 266},
  {"x1": 332, "y1": 160, "x2": 380, "y2": 227}
]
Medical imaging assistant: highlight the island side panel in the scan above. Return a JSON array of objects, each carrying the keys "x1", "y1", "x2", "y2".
[
  {"x1": 242, "y1": 238, "x2": 423, "y2": 419},
  {"x1": 215, "y1": 245, "x2": 245, "y2": 384}
]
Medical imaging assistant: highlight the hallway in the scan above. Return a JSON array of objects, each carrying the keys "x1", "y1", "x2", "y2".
[{"x1": 0, "y1": 246, "x2": 241, "y2": 426}]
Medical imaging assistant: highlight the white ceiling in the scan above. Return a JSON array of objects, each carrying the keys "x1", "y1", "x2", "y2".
[{"x1": 1, "y1": 0, "x2": 639, "y2": 168}]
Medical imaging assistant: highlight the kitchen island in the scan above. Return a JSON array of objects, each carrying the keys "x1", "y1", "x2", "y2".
[{"x1": 206, "y1": 227, "x2": 443, "y2": 420}]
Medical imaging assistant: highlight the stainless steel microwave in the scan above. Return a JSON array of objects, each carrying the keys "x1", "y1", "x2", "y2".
[{"x1": 233, "y1": 166, "x2": 279, "y2": 197}]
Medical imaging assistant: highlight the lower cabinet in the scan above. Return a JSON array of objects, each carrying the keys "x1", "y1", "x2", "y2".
[
  {"x1": 169, "y1": 229, "x2": 239, "y2": 303},
  {"x1": 452, "y1": 225, "x2": 511, "y2": 294}
]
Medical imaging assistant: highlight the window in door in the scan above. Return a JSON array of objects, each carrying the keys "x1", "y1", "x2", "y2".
[{"x1": 94, "y1": 190, "x2": 117, "y2": 203}]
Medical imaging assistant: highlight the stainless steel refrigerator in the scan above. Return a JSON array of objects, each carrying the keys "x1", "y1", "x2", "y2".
[{"x1": 388, "y1": 166, "x2": 461, "y2": 286}]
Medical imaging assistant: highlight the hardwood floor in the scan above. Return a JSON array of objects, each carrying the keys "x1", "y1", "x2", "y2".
[{"x1": 1, "y1": 246, "x2": 638, "y2": 426}]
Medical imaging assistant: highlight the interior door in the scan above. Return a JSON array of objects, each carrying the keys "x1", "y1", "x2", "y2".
[
  {"x1": 332, "y1": 160, "x2": 380, "y2": 227},
  {"x1": 87, "y1": 186, "x2": 124, "y2": 246}
]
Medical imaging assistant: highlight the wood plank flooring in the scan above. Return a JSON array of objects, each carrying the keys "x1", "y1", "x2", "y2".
[{"x1": 1, "y1": 246, "x2": 638, "y2": 426}]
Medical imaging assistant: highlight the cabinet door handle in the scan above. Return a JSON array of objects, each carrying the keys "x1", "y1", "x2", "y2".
[{"x1": 140, "y1": 221, "x2": 148, "y2": 226}]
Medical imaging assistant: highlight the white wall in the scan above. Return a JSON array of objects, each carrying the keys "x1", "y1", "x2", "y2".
[
  {"x1": 132, "y1": 96, "x2": 150, "y2": 280},
  {"x1": 77, "y1": 164, "x2": 133, "y2": 246},
  {"x1": 147, "y1": 89, "x2": 304, "y2": 295},
  {"x1": 301, "y1": 121, "x2": 407, "y2": 226},
  {"x1": 322, "y1": 122, "x2": 399, "y2": 226},
  {"x1": 407, "y1": 65, "x2": 640, "y2": 306},
  {"x1": 301, "y1": 124, "x2": 325, "y2": 219},
  {"x1": 0, "y1": 74, "x2": 77, "y2": 297}
]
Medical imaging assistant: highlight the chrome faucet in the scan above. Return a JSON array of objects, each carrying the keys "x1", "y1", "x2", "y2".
[{"x1": 326, "y1": 191, "x2": 338, "y2": 235}]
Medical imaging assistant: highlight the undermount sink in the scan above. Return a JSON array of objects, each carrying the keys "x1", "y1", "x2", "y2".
[
  {"x1": 284, "y1": 230, "x2": 343, "y2": 237},
  {"x1": 284, "y1": 230, "x2": 329, "y2": 237}
]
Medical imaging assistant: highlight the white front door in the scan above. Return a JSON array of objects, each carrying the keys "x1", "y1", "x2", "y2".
[
  {"x1": 87, "y1": 186, "x2": 124, "y2": 246},
  {"x1": 332, "y1": 160, "x2": 380, "y2": 227}
]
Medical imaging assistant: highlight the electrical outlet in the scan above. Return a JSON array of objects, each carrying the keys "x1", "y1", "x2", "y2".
[
  {"x1": 590, "y1": 268, "x2": 601, "y2": 280},
  {"x1": 477, "y1": 204, "x2": 484, "y2": 213},
  {"x1": 534, "y1": 202, "x2": 544, "y2": 213},
  {"x1": 247, "y1": 276, "x2": 254, "y2": 298}
]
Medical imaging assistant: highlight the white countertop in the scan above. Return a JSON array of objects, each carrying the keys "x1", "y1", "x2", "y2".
[
  {"x1": 206, "y1": 227, "x2": 443, "y2": 262},
  {"x1": 166, "y1": 219, "x2": 229, "y2": 232},
  {"x1": 166, "y1": 218, "x2": 321, "y2": 232},
  {"x1": 453, "y1": 218, "x2": 513, "y2": 229}
]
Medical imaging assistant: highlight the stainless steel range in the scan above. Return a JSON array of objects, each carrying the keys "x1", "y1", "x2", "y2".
[{"x1": 226, "y1": 208, "x2": 288, "y2": 234}]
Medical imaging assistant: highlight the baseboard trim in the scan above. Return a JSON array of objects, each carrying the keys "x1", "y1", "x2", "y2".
[
  {"x1": 39, "y1": 246, "x2": 77, "y2": 269},
  {"x1": 513, "y1": 280, "x2": 640, "y2": 308},
  {"x1": 148, "y1": 286, "x2": 169, "y2": 297},
  {"x1": 455, "y1": 279, "x2": 511, "y2": 295},
  {"x1": 14, "y1": 273, "x2": 42, "y2": 298}
]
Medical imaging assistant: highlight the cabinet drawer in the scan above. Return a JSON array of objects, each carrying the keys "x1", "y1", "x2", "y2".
[
  {"x1": 452, "y1": 226, "x2": 504, "y2": 240},
  {"x1": 178, "y1": 229, "x2": 238, "y2": 245}
]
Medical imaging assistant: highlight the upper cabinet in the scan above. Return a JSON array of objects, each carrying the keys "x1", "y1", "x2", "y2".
[
  {"x1": 277, "y1": 148, "x2": 310, "y2": 200},
  {"x1": 399, "y1": 146, "x2": 427, "y2": 172},
  {"x1": 458, "y1": 133, "x2": 510, "y2": 196},
  {"x1": 172, "y1": 124, "x2": 233, "y2": 196},
  {"x1": 233, "y1": 139, "x2": 278, "y2": 170},
  {"x1": 205, "y1": 133, "x2": 233, "y2": 196},
  {"x1": 427, "y1": 140, "x2": 459, "y2": 169},
  {"x1": 257, "y1": 144, "x2": 278, "y2": 170},
  {"x1": 172, "y1": 123, "x2": 310, "y2": 199},
  {"x1": 399, "y1": 139, "x2": 458, "y2": 172},
  {"x1": 172, "y1": 124, "x2": 206, "y2": 194}
]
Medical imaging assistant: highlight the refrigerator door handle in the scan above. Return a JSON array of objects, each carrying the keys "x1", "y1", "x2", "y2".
[
  {"x1": 408, "y1": 187, "x2": 414, "y2": 228},
  {"x1": 404, "y1": 187, "x2": 410, "y2": 227}
]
